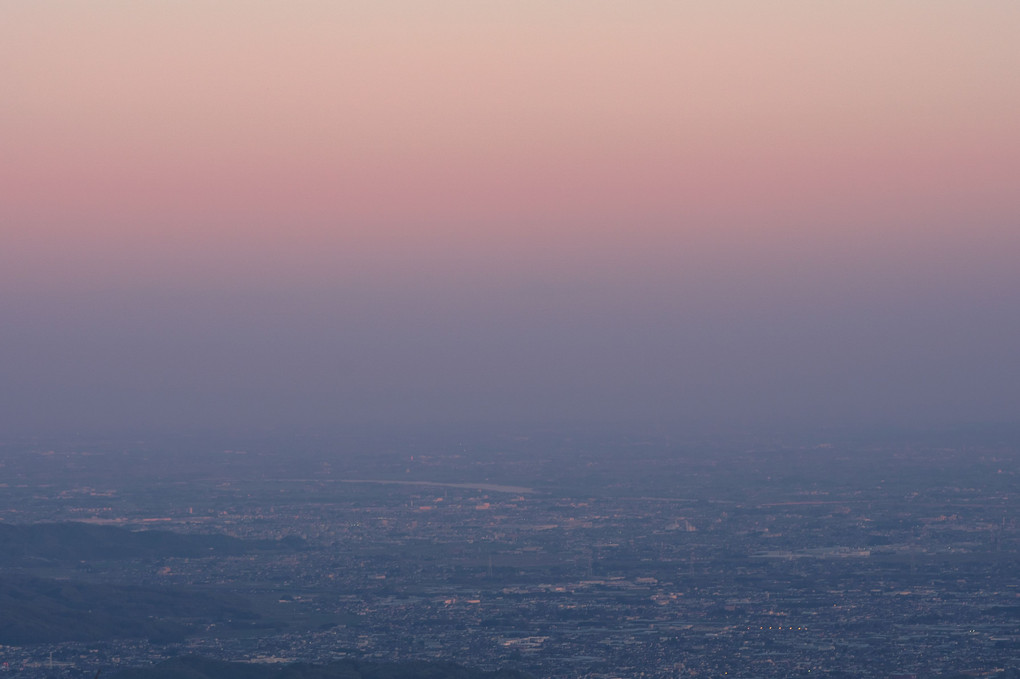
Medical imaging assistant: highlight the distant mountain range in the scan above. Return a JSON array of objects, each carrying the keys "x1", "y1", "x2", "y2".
[{"x1": 111, "y1": 657, "x2": 533, "y2": 679}]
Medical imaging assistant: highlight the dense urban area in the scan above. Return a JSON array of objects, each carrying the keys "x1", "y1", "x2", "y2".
[{"x1": 0, "y1": 427, "x2": 1017, "y2": 679}]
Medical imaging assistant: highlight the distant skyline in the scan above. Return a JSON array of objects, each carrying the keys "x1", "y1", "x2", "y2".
[{"x1": 2, "y1": 2, "x2": 1019, "y2": 435}]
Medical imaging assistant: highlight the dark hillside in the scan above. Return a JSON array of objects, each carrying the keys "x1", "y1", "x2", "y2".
[
  {"x1": 0, "y1": 576, "x2": 260, "y2": 644},
  {"x1": 112, "y1": 657, "x2": 533, "y2": 679},
  {"x1": 0, "y1": 522, "x2": 304, "y2": 564}
]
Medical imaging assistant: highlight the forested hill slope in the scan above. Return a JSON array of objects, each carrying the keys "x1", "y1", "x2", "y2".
[
  {"x1": 0, "y1": 576, "x2": 259, "y2": 644},
  {"x1": 112, "y1": 657, "x2": 533, "y2": 679},
  {"x1": 0, "y1": 522, "x2": 304, "y2": 563}
]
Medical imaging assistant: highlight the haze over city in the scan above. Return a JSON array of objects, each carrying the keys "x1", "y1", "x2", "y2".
[
  {"x1": 3, "y1": 1, "x2": 1020, "y2": 436},
  {"x1": 3, "y1": 6, "x2": 1020, "y2": 679}
]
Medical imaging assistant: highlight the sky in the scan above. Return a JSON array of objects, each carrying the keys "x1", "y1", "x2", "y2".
[{"x1": 2, "y1": 1, "x2": 1019, "y2": 435}]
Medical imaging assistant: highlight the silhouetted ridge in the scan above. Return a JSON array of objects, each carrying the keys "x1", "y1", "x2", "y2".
[
  {"x1": 111, "y1": 657, "x2": 533, "y2": 679},
  {"x1": 0, "y1": 522, "x2": 305, "y2": 564},
  {"x1": 0, "y1": 576, "x2": 260, "y2": 644}
]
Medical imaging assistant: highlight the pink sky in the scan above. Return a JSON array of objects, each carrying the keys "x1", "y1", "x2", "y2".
[
  {"x1": 4, "y1": 3, "x2": 1018, "y2": 240},
  {"x1": 2, "y1": 2, "x2": 1018, "y2": 432}
]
